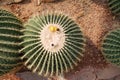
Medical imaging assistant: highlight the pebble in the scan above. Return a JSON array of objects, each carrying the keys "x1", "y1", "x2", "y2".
[
  {"x1": 16, "y1": 72, "x2": 47, "y2": 80},
  {"x1": 13, "y1": 0, "x2": 23, "y2": 3},
  {"x1": 95, "y1": 64, "x2": 120, "y2": 80}
]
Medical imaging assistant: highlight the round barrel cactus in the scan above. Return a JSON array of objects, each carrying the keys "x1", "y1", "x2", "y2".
[
  {"x1": 21, "y1": 13, "x2": 85, "y2": 76},
  {"x1": 108, "y1": 0, "x2": 120, "y2": 15},
  {"x1": 0, "y1": 9, "x2": 23, "y2": 75},
  {"x1": 102, "y1": 28, "x2": 120, "y2": 67}
]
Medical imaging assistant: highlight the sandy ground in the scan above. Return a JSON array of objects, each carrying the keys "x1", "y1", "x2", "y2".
[
  {"x1": 0, "y1": 73, "x2": 21, "y2": 80},
  {"x1": 0, "y1": 0, "x2": 120, "y2": 80}
]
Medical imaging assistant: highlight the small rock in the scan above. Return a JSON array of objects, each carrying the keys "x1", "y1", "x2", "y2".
[
  {"x1": 95, "y1": 64, "x2": 120, "y2": 80},
  {"x1": 66, "y1": 67, "x2": 96, "y2": 80},
  {"x1": 115, "y1": 75, "x2": 120, "y2": 80},
  {"x1": 0, "y1": 0, "x2": 23, "y2": 5},
  {"x1": 37, "y1": 0, "x2": 56, "y2": 5},
  {"x1": 40, "y1": 0, "x2": 56, "y2": 3},
  {"x1": 14, "y1": 0, "x2": 23, "y2": 3},
  {"x1": 16, "y1": 71, "x2": 48, "y2": 80},
  {"x1": 50, "y1": 75, "x2": 66, "y2": 80}
]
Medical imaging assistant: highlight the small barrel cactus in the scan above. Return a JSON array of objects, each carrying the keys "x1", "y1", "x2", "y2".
[
  {"x1": 21, "y1": 12, "x2": 85, "y2": 76},
  {"x1": 108, "y1": 0, "x2": 120, "y2": 15},
  {"x1": 101, "y1": 28, "x2": 120, "y2": 67},
  {"x1": 0, "y1": 9, "x2": 23, "y2": 75}
]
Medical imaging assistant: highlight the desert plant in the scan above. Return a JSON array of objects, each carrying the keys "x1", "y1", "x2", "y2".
[
  {"x1": 21, "y1": 12, "x2": 85, "y2": 77},
  {"x1": 101, "y1": 28, "x2": 120, "y2": 66},
  {"x1": 108, "y1": 0, "x2": 120, "y2": 15},
  {"x1": 0, "y1": 9, "x2": 23, "y2": 76}
]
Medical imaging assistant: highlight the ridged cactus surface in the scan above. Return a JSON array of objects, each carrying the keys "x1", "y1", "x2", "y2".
[
  {"x1": 0, "y1": 9, "x2": 23, "y2": 75},
  {"x1": 102, "y1": 28, "x2": 120, "y2": 66},
  {"x1": 21, "y1": 13, "x2": 85, "y2": 76},
  {"x1": 108, "y1": 0, "x2": 120, "y2": 15}
]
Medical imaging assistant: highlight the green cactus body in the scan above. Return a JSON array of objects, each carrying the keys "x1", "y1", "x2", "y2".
[
  {"x1": 108, "y1": 0, "x2": 120, "y2": 15},
  {"x1": 0, "y1": 9, "x2": 23, "y2": 75},
  {"x1": 21, "y1": 13, "x2": 85, "y2": 76},
  {"x1": 102, "y1": 28, "x2": 120, "y2": 67}
]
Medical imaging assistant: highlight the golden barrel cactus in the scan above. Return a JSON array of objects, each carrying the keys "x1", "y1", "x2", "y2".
[
  {"x1": 21, "y1": 13, "x2": 85, "y2": 76},
  {"x1": 0, "y1": 9, "x2": 23, "y2": 75},
  {"x1": 102, "y1": 28, "x2": 120, "y2": 67}
]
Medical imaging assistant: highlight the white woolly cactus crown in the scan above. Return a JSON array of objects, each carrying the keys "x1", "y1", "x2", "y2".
[{"x1": 21, "y1": 12, "x2": 85, "y2": 77}]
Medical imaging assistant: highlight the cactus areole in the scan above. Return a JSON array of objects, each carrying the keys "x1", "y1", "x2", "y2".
[
  {"x1": 102, "y1": 28, "x2": 120, "y2": 67},
  {"x1": 0, "y1": 9, "x2": 23, "y2": 76},
  {"x1": 21, "y1": 13, "x2": 85, "y2": 76}
]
